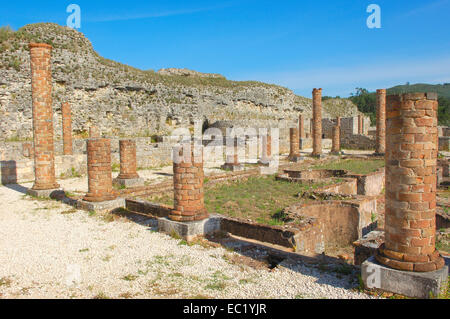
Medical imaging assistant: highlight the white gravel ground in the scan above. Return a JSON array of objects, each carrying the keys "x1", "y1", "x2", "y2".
[{"x1": 0, "y1": 180, "x2": 376, "y2": 299}]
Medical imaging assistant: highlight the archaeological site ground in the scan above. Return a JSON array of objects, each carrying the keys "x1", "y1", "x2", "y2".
[{"x1": 0, "y1": 21, "x2": 449, "y2": 302}]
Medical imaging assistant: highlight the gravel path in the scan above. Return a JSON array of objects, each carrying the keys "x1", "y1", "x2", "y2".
[{"x1": 0, "y1": 178, "x2": 376, "y2": 299}]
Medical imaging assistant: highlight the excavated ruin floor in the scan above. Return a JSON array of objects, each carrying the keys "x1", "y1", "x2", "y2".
[{"x1": 0, "y1": 183, "x2": 376, "y2": 299}]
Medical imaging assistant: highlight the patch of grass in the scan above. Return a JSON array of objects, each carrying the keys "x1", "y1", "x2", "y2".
[
  {"x1": 313, "y1": 159, "x2": 385, "y2": 175},
  {"x1": 0, "y1": 277, "x2": 13, "y2": 287},
  {"x1": 79, "y1": 248, "x2": 89, "y2": 253},
  {"x1": 111, "y1": 163, "x2": 120, "y2": 172},
  {"x1": 150, "y1": 176, "x2": 329, "y2": 225},
  {"x1": 61, "y1": 208, "x2": 77, "y2": 215},
  {"x1": 122, "y1": 274, "x2": 138, "y2": 282},
  {"x1": 92, "y1": 292, "x2": 109, "y2": 299}
]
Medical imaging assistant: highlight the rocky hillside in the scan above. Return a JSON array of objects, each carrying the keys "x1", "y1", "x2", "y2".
[{"x1": 0, "y1": 23, "x2": 359, "y2": 141}]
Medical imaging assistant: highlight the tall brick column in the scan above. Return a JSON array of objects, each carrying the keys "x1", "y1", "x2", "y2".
[
  {"x1": 84, "y1": 138, "x2": 117, "y2": 202},
  {"x1": 62, "y1": 102, "x2": 73, "y2": 156},
  {"x1": 299, "y1": 114, "x2": 305, "y2": 139},
  {"x1": 170, "y1": 144, "x2": 208, "y2": 222},
  {"x1": 376, "y1": 93, "x2": 445, "y2": 272},
  {"x1": 288, "y1": 127, "x2": 301, "y2": 161},
  {"x1": 117, "y1": 140, "x2": 139, "y2": 180},
  {"x1": 29, "y1": 43, "x2": 59, "y2": 191},
  {"x1": 331, "y1": 119, "x2": 341, "y2": 155},
  {"x1": 376, "y1": 89, "x2": 387, "y2": 155},
  {"x1": 358, "y1": 114, "x2": 364, "y2": 135},
  {"x1": 312, "y1": 88, "x2": 323, "y2": 157}
]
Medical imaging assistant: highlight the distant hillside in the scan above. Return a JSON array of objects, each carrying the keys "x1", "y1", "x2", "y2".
[
  {"x1": 0, "y1": 23, "x2": 359, "y2": 141},
  {"x1": 348, "y1": 85, "x2": 450, "y2": 126},
  {"x1": 387, "y1": 83, "x2": 450, "y2": 98}
]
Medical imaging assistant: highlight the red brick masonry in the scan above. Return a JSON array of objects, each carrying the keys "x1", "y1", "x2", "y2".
[
  {"x1": 312, "y1": 88, "x2": 323, "y2": 156},
  {"x1": 84, "y1": 138, "x2": 118, "y2": 202},
  {"x1": 117, "y1": 140, "x2": 140, "y2": 179},
  {"x1": 376, "y1": 93, "x2": 445, "y2": 272},
  {"x1": 170, "y1": 144, "x2": 209, "y2": 222},
  {"x1": 376, "y1": 89, "x2": 386, "y2": 154},
  {"x1": 62, "y1": 102, "x2": 73, "y2": 156},
  {"x1": 29, "y1": 43, "x2": 59, "y2": 191}
]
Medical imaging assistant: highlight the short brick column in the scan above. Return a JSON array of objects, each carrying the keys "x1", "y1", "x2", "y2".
[
  {"x1": 288, "y1": 127, "x2": 301, "y2": 161},
  {"x1": 117, "y1": 140, "x2": 139, "y2": 179},
  {"x1": 83, "y1": 138, "x2": 118, "y2": 202},
  {"x1": 376, "y1": 93, "x2": 445, "y2": 272},
  {"x1": 312, "y1": 88, "x2": 323, "y2": 156},
  {"x1": 62, "y1": 102, "x2": 73, "y2": 156},
  {"x1": 376, "y1": 89, "x2": 387, "y2": 155},
  {"x1": 170, "y1": 144, "x2": 208, "y2": 222},
  {"x1": 29, "y1": 43, "x2": 59, "y2": 191},
  {"x1": 331, "y1": 120, "x2": 341, "y2": 155}
]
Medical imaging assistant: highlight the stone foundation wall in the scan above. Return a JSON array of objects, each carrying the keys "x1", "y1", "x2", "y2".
[{"x1": 439, "y1": 136, "x2": 450, "y2": 151}]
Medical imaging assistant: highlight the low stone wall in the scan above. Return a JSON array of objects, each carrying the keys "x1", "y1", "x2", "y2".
[
  {"x1": 125, "y1": 199, "x2": 172, "y2": 218},
  {"x1": 438, "y1": 159, "x2": 449, "y2": 177},
  {"x1": 314, "y1": 178, "x2": 358, "y2": 196},
  {"x1": 439, "y1": 137, "x2": 450, "y2": 151},
  {"x1": 347, "y1": 168, "x2": 385, "y2": 196},
  {"x1": 341, "y1": 134, "x2": 376, "y2": 150},
  {"x1": 0, "y1": 154, "x2": 86, "y2": 184}
]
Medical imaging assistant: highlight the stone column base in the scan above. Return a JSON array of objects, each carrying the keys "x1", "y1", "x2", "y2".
[
  {"x1": 113, "y1": 177, "x2": 145, "y2": 188},
  {"x1": 158, "y1": 215, "x2": 222, "y2": 241},
  {"x1": 220, "y1": 163, "x2": 245, "y2": 172},
  {"x1": 311, "y1": 154, "x2": 326, "y2": 159},
  {"x1": 329, "y1": 151, "x2": 343, "y2": 156},
  {"x1": 78, "y1": 197, "x2": 125, "y2": 213},
  {"x1": 288, "y1": 155, "x2": 303, "y2": 163},
  {"x1": 372, "y1": 152, "x2": 385, "y2": 157},
  {"x1": 361, "y1": 256, "x2": 448, "y2": 298},
  {"x1": 27, "y1": 188, "x2": 63, "y2": 199}
]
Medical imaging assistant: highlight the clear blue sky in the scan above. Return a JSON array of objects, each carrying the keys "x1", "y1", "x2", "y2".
[{"x1": 2, "y1": 0, "x2": 450, "y2": 97}]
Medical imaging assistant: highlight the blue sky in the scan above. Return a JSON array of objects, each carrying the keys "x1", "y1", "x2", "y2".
[{"x1": 1, "y1": 0, "x2": 450, "y2": 97}]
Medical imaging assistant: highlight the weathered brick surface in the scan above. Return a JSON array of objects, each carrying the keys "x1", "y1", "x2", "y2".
[
  {"x1": 117, "y1": 140, "x2": 140, "y2": 179},
  {"x1": 331, "y1": 121, "x2": 341, "y2": 154},
  {"x1": 299, "y1": 114, "x2": 305, "y2": 139},
  {"x1": 170, "y1": 144, "x2": 208, "y2": 222},
  {"x1": 376, "y1": 89, "x2": 386, "y2": 154},
  {"x1": 61, "y1": 102, "x2": 73, "y2": 156},
  {"x1": 376, "y1": 93, "x2": 445, "y2": 272},
  {"x1": 358, "y1": 114, "x2": 364, "y2": 135},
  {"x1": 312, "y1": 88, "x2": 322, "y2": 156},
  {"x1": 84, "y1": 138, "x2": 118, "y2": 202},
  {"x1": 289, "y1": 127, "x2": 300, "y2": 160},
  {"x1": 29, "y1": 43, "x2": 59, "y2": 191}
]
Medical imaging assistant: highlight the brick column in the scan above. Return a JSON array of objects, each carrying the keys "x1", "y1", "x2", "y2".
[
  {"x1": 299, "y1": 114, "x2": 305, "y2": 139},
  {"x1": 62, "y1": 102, "x2": 73, "y2": 156},
  {"x1": 170, "y1": 144, "x2": 208, "y2": 222},
  {"x1": 358, "y1": 114, "x2": 364, "y2": 135},
  {"x1": 312, "y1": 88, "x2": 323, "y2": 156},
  {"x1": 29, "y1": 43, "x2": 59, "y2": 191},
  {"x1": 376, "y1": 89, "x2": 387, "y2": 154},
  {"x1": 376, "y1": 93, "x2": 445, "y2": 272},
  {"x1": 117, "y1": 140, "x2": 139, "y2": 179},
  {"x1": 83, "y1": 138, "x2": 117, "y2": 202},
  {"x1": 289, "y1": 127, "x2": 300, "y2": 160},
  {"x1": 331, "y1": 120, "x2": 341, "y2": 154}
]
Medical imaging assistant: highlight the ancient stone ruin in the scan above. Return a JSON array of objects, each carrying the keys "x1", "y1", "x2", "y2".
[{"x1": 0, "y1": 40, "x2": 448, "y2": 299}]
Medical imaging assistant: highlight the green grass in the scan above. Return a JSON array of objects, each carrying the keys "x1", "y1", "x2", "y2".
[
  {"x1": 150, "y1": 175, "x2": 330, "y2": 225},
  {"x1": 312, "y1": 159, "x2": 385, "y2": 175}
]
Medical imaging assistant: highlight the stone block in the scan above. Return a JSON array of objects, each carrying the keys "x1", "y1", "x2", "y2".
[
  {"x1": 158, "y1": 215, "x2": 222, "y2": 241},
  {"x1": 113, "y1": 177, "x2": 145, "y2": 188},
  {"x1": 361, "y1": 256, "x2": 448, "y2": 298},
  {"x1": 77, "y1": 197, "x2": 126, "y2": 213}
]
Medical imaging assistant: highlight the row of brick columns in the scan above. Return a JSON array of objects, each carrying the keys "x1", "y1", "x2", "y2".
[
  {"x1": 376, "y1": 93, "x2": 445, "y2": 272},
  {"x1": 312, "y1": 88, "x2": 323, "y2": 157}
]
